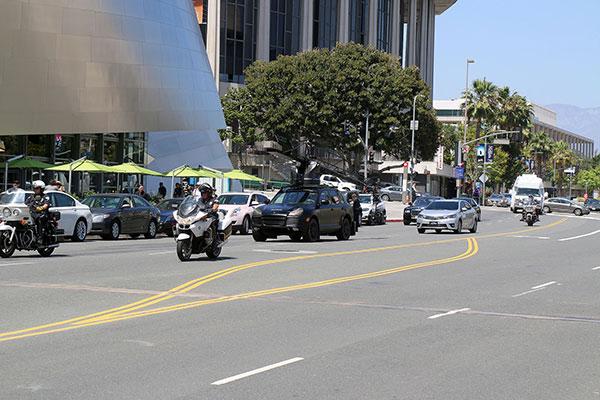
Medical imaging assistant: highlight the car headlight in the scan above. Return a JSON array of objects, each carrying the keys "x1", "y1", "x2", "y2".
[
  {"x1": 12, "y1": 209, "x2": 20, "y2": 216},
  {"x1": 93, "y1": 214, "x2": 110, "y2": 222},
  {"x1": 288, "y1": 207, "x2": 303, "y2": 217},
  {"x1": 231, "y1": 207, "x2": 241, "y2": 216},
  {"x1": 253, "y1": 207, "x2": 262, "y2": 217},
  {"x1": 444, "y1": 214, "x2": 457, "y2": 219},
  {"x1": 2, "y1": 208, "x2": 11, "y2": 218}
]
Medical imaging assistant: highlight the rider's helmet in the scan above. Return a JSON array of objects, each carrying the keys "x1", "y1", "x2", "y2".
[
  {"x1": 32, "y1": 180, "x2": 45, "y2": 191},
  {"x1": 199, "y1": 183, "x2": 213, "y2": 196}
]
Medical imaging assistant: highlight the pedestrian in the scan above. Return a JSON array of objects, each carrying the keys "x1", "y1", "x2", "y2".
[
  {"x1": 46, "y1": 179, "x2": 59, "y2": 191},
  {"x1": 174, "y1": 182, "x2": 183, "y2": 198},
  {"x1": 182, "y1": 180, "x2": 191, "y2": 197},
  {"x1": 158, "y1": 182, "x2": 167, "y2": 198},
  {"x1": 473, "y1": 188, "x2": 480, "y2": 205},
  {"x1": 12, "y1": 180, "x2": 20, "y2": 190},
  {"x1": 351, "y1": 193, "x2": 361, "y2": 232},
  {"x1": 192, "y1": 182, "x2": 201, "y2": 196},
  {"x1": 136, "y1": 184, "x2": 150, "y2": 201}
]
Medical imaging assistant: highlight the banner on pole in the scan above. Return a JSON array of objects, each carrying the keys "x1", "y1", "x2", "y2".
[{"x1": 486, "y1": 144, "x2": 494, "y2": 163}]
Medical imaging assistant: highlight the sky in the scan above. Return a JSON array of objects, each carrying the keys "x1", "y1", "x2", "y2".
[{"x1": 433, "y1": 0, "x2": 600, "y2": 109}]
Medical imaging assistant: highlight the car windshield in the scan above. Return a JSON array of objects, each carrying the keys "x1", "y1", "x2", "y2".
[
  {"x1": 271, "y1": 190, "x2": 317, "y2": 206},
  {"x1": 490, "y1": 194, "x2": 502, "y2": 199},
  {"x1": 156, "y1": 199, "x2": 181, "y2": 211},
  {"x1": 218, "y1": 194, "x2": 249, "y2": 205},
  {"x1": 516, "y1": 188, "x2": 541, "y2": 197},
  {"x1": 359, "y1": 195, "x2": 372, "y2": 204},
  {"x1": 81, "y1": 196, "x2": 121, "y2": 209},
  {"x1": 0, "y1": 190, "x2": 29, "y2": 205},
  {"x1": 426, "y1": 201, "x2": 459, "y2": 211},
  {"x1": 414, "y1": 197, "x2": 436, "y2": 207}
]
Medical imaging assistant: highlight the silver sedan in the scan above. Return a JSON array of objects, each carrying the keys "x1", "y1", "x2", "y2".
[{"x1": 416, "y1": 200, "x2": 478, "y2": 234}]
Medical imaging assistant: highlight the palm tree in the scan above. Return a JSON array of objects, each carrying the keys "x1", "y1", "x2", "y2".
[
  {"x1": 527, "y1": 131, "x2": 554, "y2": 178},
  {"x1": 496, "y1": 86, "x2": 532, "y2": 131},
  {"x1": 550, "y1": 141, "x2": 576, "y2": 195},
  {"x1": 463, "y1": 78, "x2": 498, "y2": 139}
]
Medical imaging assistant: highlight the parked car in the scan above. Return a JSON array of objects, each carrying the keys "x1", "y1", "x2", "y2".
[
  {"x1": 81, "y1": 194, "x2": 161, "y2": 239},
  {"x1": 319, "y1": 174, "x2": 357, "y2": 192},
  {"x1": 584, "y1": 198, "x2": 600, "y2": 211},
  {"x1": 542, "y1": 198, "x2": 590, "y2": 216},
  {"x1": 453, "y1": 197, "x2": 481, "y2": 221},
  {"x1": 217, "y1": 191, "x2": 270, "y2": 234},
  {"x1": 380, "y1": 185, "x2": 404, "y2": 202},
  {"x1": 403, "y1": 196, "x2": 443, "y2": 225},
  {"x1": 252, "y1": 186, "x2": 354, "y2": 242},
  {"x1": 359, "y1": 194, "x2": 386, "y2": 225},
  {"x1": 0, "y1": 189, "x2": 92, "y2": 242},
  {"x1": 156, "y1": 198, "x2": 183, "y2": 236},
  {"x1": 416, "y1": 199, "x2": 478, "y2": 234},
  {"x1": 487, "y1": 194, "x2": 506, "y2": 207}
]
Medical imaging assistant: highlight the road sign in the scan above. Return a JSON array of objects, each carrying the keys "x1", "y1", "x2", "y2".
[
  {"x1": 479, "y1": 173, "x2": 488, "y2": 183},
  {"x1": 462, "y1": 144, "x2": 470, "y2": 154},
  {"x1": 486, "y1": 144, "x2": 494, "y2": 163},
  {"x1": 564, "y1": 167, "x2": 575, "y2": 174},
  {"x1": 476, "y1": 145, "x2": 485, "y2": 163},
  {"x1": 410, "y1": 120, "x2": 419, "y2": 130},
  {"x1": 437, "y1": 146, "x2": 444, "y2": 169},
  {"x1": 453, "y1": 167, "x2": 464, "y2": 179},
  {"x1": 403, "y1": 162, "x2": 408, "y2": 168}
]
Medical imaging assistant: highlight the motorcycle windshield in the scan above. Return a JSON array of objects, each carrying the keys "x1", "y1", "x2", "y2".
[{"x1": 178, "y1": 196, "x2": 201, "y2": 218}]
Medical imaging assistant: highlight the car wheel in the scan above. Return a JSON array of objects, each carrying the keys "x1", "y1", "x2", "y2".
[
  {"x1": 469, "y1": 219, "x2": 478, "y2": 233},
  {"x1": 0, "y1": 231, "x2": 16, "y2": 258},
  {"x1": 336, "y1": 217, "x2": 351, "y2": 241},
  {"x1": 381, "y1": 194, "x2": 390, "y2": 201},
  {"x1": 289, "y1": 233, "x2": 303, "y2": 241},
  {"x1": 454, "y1": 219, "x2": 463, "y2": 234},
  {"x1": 252, "y1": 230, "x2": 268, "y2": 242},
  {"x1": 417, "y1": 228, "x2": 425, "y2": 234},
  {"x1": 103, "y1": 221, "x2": 120, "y2": 240},
  {"x1": 543, "y1": 206, "x2": 550, "y2": 214},
  {"x1": 144, "y1": 219, "x2": 157, "y2": 239},
  {"x1": 72, "y1": 219, "x2": 87, "y2": 242},
  {"x1": 303, "y1": 218, "x2": 320, "y2": 242},
  {"x1": 403, "y1": 219, "x2": 411, "y2": 226},
  {"x1": 574, "y1": 208, "x2": 582, "y2": 216},
  {"x1": 239, "y1": 216, "x2": 251, "y2": 235}
]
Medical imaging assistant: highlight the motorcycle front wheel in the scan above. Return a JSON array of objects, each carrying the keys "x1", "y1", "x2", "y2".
[
  {"x1": 0, "y1": 231, "x2": 15, "y2": 258},
  {"x1": 177, "y1": 240, "x2": 193, "y2": 261}
]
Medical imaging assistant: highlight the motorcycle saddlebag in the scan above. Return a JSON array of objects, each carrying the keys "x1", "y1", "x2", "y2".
[
  {"x1": 49, "y1": 211, "x2": 61, "y2": 221},
  {"x1": 218, "y1": 222, "x2": 232, "y2": 241}
]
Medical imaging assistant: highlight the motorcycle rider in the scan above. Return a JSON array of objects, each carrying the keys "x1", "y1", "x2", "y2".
[
  {"x1": 26, "y1": 180, "x2": 51, "y2": 245},
  {"x1": 521, "y1": 194, "x2": 537, "y2": 221},
  {"x1": 197, "y1": 183, "x2": 220, "y2": 243}
]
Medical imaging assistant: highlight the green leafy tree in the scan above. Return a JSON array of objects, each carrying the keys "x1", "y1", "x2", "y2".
[
  {"x1": 577, "y1": 168, "x2": 600, "y2": 192},
  {"x1": 219, "y1": 87, "x2": 261, "y2": 151}
]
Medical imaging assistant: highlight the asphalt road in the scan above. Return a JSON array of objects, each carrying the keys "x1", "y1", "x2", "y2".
[{"x1": 2, "y1": 207, "x2": 600, "y2": 399}]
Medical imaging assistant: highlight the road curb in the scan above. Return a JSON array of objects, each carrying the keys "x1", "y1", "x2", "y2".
[{"x1": 387, "y1": 219, "x2": 404, "y2": 223}]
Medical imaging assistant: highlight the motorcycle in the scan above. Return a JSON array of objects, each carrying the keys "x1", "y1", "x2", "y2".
[
  {"x1": 0, "y1": 211, "x2": 61, "y2": 258},
  {"x1": 173, "y1": 196, "x2": 232, "y2": 261},
  {"x1": 523, "y1": 204, "x2": 539, "y2": 226}
]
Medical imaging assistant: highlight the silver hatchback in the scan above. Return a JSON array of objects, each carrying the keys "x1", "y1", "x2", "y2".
[{"x1": 416, "y1": 200, "x2": 478, "y2": 234}]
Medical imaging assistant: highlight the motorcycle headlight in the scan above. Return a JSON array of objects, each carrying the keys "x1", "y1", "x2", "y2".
[
  {"x1": 3, "y1": 208, "x2": 11, "y2": 218},
  {"x1": 232, "y1": 207, "x2": 241, "y2": 216},
  {"x1": 12, "y1": 209, "x2": 20, "y2": 216},
  {"x1": 288, "y1": 207, "x2": 303, "y2": 217}
]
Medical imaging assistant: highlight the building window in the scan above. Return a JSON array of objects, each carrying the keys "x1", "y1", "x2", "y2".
[
  {"x1": 0, "y1": 136, "x2": 20, "y2": 156},
  {"x1": 313, "y1": 0, "x2": 338, "y2": 49},
  {"x1": 436, "y1": 109, "x2": 464, "y2": 117},
  {"x1": 124, "y1": 133, "x2": 145, "y2": 165},
  {"x1": 28, "y1": 135, "x2": 50, "y2": 158},
  {"x1": 220, "y1": 0, "x2": 258, "y2": 84},
  {"x1": 376, "y1": 0, "x2": 391, "y2": 52},
  {"x1": 349, "y1": 0, "x2": 368, "y2": 44},
  {"x1": 269, "y1": 0, "x2": 302, "y2": 61}
]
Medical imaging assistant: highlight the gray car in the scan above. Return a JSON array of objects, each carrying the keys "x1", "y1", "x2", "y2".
[
  {"x1": 543, "y1": 198, "x2": 590, "y2": 216},
  {"x1": 416, "y1": 200, "x2": 478, "y2": 234},
  {"x1": 380, "y1": 186, "x2": 404, "y2": 202}
]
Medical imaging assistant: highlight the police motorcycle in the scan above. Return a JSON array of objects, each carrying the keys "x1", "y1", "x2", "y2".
[
  {"x1": 0, "y1": 184, "x2": 61, "y2": 258},
  {"x1": 173, "y1": 195, "x2": 232, "y2": 261},
  {"x1": 522, "y1": 195, "x2": 540, "y2": 226}
]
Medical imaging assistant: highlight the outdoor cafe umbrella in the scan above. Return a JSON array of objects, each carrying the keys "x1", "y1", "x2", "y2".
[
  {"x1": 109, "y1": 162, "x2": 164, "y2": 193},
  {"x1": 223, "y1": 169, "x2": 263, "y2": 182},
  {"x1": 0, "y1": 156, "x2": 55, "y2": 191},
  {"x1": 46, "y1": 159, "x2": 114, "y2": 193},
  {"x1": 164, "y1": 166, "x2": 221, "y2": 196}
]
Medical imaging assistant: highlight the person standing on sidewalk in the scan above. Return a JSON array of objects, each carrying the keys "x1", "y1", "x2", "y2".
[{"x1": 351, "y1": 193, "x2": 361, "y2": 232}]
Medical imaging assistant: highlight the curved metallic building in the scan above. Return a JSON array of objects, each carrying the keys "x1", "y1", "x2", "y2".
[{"x1": 0, "y1": 0, "x2": 225, "y2": 135}]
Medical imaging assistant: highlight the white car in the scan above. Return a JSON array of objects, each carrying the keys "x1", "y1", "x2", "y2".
[
  {"x1": 217, "y1": 191, "x2": 270, "y2": 234},
  {"x1": 0, "y1": 189, "x2": 92, "y2": 241},
  {"x1": 320, "y1": 174, "x2": 357, "y2": 191},
  {"x1": 359, "y1": 194, "x2": 387, "y2": 225}
]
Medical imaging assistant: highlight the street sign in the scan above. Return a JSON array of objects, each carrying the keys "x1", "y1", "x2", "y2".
[
  {"x1": 437, "y1": 146, "x2": 444, "y2": 169},
  {"x1": 462, "y1": 144, "x2": 470, "y2": 154},
  {"x1": 529, "y1": 159, "x2": 535, "y2": 171},
  {"x1": 493, "y1": 138, "x2": 510, "y2": 145},
  {"x1": 403, "y1": 162, "x2": 408, "y2": 168},
  {"x1": 476, "y1": 145, "x2": 485, "y2": 163},
  {"x1": 564, "y1": 167, "x2": 575, "y2": 175},
  {"x1": 486, "y1": 144, "x2": 494, "y2": 163},
  {"x1": 410, "y1": 120, "x2": 419, "y2": 130},
  {"x1": 479, "y1": 173, "x2": 488, "y2": 183},
  {"x1": 453, "y1": 167, "x2": 464, "y2": 179},
  {"x1": 82, "y1": 151, "x2": 93, "y2": 157}
]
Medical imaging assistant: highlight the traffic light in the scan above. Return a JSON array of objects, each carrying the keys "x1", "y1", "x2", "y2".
[
  {"x1": 455, "y1": 141, "x2": 463, "y2": 167},
  {"x1": 512, "y1": 126, "x2": 523, "y2": 142},
  {"x1": 368, "y1": 151, "x2": 375, "y2": 163}
]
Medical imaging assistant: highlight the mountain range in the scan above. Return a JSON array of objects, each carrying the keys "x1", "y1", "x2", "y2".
[{"x1": 545, "y1": 104, "x2": 600, "y2": 153}]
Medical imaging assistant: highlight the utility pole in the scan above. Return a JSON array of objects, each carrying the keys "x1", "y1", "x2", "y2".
[
  {"x1": 458, "y1": 58, "x2": 475, "y2": 197},
  {"x1": 364, "y1": 110, "x2": 369, "y2": 183},
  {"x1": 410, "y1": 94, "x2": 425, "y2": 203}
]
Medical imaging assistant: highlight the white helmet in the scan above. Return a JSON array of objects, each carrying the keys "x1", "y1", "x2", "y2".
[{"x1": 32, "y1": 180, "x2": 45, "y2": 190}]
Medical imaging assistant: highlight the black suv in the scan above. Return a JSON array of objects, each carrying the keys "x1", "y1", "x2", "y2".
[
  {"x1": 252, "y1": 187, "x2": 355, "y2": 242},
  {"x1": 403, "y1": 196, "x2": 443, "y2": 225}
]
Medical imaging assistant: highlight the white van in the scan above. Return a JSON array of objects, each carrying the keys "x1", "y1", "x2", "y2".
[{"x1": 510, "y1": 174, "x2": 546, "y2": 213}]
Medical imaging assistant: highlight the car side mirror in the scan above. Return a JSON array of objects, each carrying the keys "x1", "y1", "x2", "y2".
[
  {"x1": 461, "y1": 207, "x2": 468, "y2": 212},
  {"x1": 250, "y1": 201, "x2": 259, "y2": 206},
  {"x1": 408, "y1": 202, "x2": 413, "y2": 206},
  {"x1": 263, "y1": 199, "x2": 270, "y2": 205},
  {"x1": 122, "y1": 203, "x2": 131, "y2": 209}
]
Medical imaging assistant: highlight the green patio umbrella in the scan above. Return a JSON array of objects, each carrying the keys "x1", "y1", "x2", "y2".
[
  {"x1": 109, "y1": 162, "x2": 164, "y2": 176},
  {"x1": 0, "y1": 157, "x2": 54, "y2": 170},
  {"x1": 165, "y1": 166, "x2": 221, "y2": 196},
  {"x1": 46, "y1": 159, "x2": 114, "y2": 173},
  {"x1": 224, "y1": 169, "x2": 263, "y2": 182}
]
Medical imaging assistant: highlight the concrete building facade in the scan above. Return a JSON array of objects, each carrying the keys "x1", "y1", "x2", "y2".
[{"x1": 193, "y1": 0, "x2": 457, "y2": 96}]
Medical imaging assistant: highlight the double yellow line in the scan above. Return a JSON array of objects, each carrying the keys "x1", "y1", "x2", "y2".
[{"x1": 0, "y1": 217, "x2": 567, "y2": 342}]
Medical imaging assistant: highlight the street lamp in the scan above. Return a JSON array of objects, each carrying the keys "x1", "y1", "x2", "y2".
[
  {"x1": 458, "y1": 58, "x2": 474, "y2": 197},
  {"x1": 409, "y1": 93, "x2": 425, "y2": 203}
]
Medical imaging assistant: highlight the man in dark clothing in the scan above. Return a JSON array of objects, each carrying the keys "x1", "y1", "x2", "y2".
[
  {"x1": 351, "y1": 193, "x2": 361, "y2": 232},
  {"x1": 26, "y1": 180, "x2": 51, "y2": 245},
  {"x1": 197, "y1": 183, "x2": 221, "y2": 244},
  {"x1": 158, "y1": 182, "x2": 167, "y2": 198},
  {"x1": 173, "y1": 183, "x2": 183, "y2": 198},
  {"x1": 136, "y1": 185, "x2": 151, "y2": 201}
]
